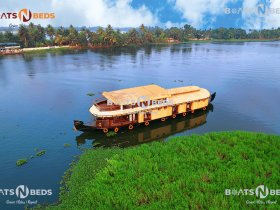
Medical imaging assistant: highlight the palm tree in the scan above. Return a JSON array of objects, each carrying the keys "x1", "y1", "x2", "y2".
[
  {"x1": 68, "y1": 25, "x2": 79, "y2": 46},
  {"x1": 105, "y1": 25, "x2": 117, "y2": 45},
  {"x1": 127, "y1": 29, "x2": 139, "y2": 45},
  {"x1": 18, "y1": 25, "x2": 29, "y2": 47},
  {"x1": 46, "y1": 24, "x2": 55, "y2": 44},
  {"x1": 96, "y1": 27, "x2": 106, "y2": 45}
]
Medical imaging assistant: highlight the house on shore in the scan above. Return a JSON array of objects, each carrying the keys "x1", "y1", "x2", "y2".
[
  {"x1": 166, "y1": 38, "x2": 179, "y2": 43},
  {"x1": 0, "y1": 43, "x2": 22, "y2": 55}
]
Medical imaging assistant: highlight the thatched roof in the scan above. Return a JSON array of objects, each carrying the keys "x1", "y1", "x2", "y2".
[
  {"x1": 91, "y1": 84, "x2": 211, "y2": 117},
  {"x1": 167, "y1": 86, "x2": 201, "y2": 95},
  {"x1": 102, "y1": 84, "x2": 170, "y2": 105}
]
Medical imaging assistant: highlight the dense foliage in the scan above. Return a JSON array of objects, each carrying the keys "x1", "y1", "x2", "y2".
[
  {"x1": 40, "y1": 131, "x2": 279, "y2": 209},
  {"x1": 1, "y1": 23, "x2": 280, "y2": 48}
]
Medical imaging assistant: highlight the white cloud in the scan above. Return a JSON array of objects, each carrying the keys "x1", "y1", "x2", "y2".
[
  {"x1": 0, "y1": 0, "x2": 53, "y2": 26},
  {"x1": 1, "y1": 0, "x2": 279, "y2": 28},
  {"x1": 172, "y1": 0, "x2": 280, "y2": 29},
  {"x1": 51, "y1": 0, "x2": 158, "y2": 27},
  {"x1": 263, "y1": 0, "x2": 280, "y2": 28},
  {"x1": 164, "y1": 21, "x2": 186, "y2": 28},
  {"x1": 0, "y1": 0, "x2": 158, "y2": 27},
  {"x1": 242, "y1": 0, "x2": 263, "y2": 29},
  {"x1": 173, "y1": 0, "x2": 235, "y2": 28},
  {"x1": 242, "y1": 0, "x2": 280, "y2": 29}
]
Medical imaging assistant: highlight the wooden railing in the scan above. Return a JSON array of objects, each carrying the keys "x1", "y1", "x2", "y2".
[{"x1": 95, "y1": 103, "x2": 120, "y2": 111}]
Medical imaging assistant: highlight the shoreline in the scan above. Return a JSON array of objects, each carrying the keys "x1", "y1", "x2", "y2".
[
  {"x1": 22, "y1": 45, "x2": 71, "y2": 54},
  {"x1": 22, "y1": 45, "x2": 71, "y2": 52},
  {"x1": 41, "y1": 131, "x2": 280, "y2": 209},
  {"x1": 1, "y1": 39, "x2": 279, "y2": 56}
]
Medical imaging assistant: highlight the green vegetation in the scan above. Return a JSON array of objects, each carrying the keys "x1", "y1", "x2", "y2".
[
  {"x1": 1, "y1": 23, "x2": 280, "y2": 49},
  {"x1": 86, "y1": 92, "x2": 95, "y2": 97},
  {"x1": 63, "y1": 143, "x2": 71, "y2": 148},
  {"x1": 106, "y1": 131, "x2": 117, "y2": 137},
  {"x1": 16, "y1": 158, "x2": 28, "y2": 166},
  {"x1": 16, "y1": 149, "x2": 46, "y2": 167},
  {"x1": 36, "y1": 150, "x2": 46, "y2": 157},
  {"x1": 43, "y1": 131, "x2": 279, "y2": 209}
]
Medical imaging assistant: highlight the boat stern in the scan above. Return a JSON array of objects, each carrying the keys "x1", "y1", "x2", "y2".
[{"x1": 210, "y1": 92, "x2": 216, "y2": 102}]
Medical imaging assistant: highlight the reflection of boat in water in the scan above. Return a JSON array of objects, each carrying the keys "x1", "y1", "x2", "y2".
[
  {"x1": 76, "y1": 104, "x2": 213, "y2": 148},
  {"x1": 74, "y1": 84, "x2": 216, "y2": 133}
]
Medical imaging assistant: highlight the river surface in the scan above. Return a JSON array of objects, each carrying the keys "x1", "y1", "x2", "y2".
[{"x1": 0, "y1": 42, "x2": 279, "y2": 209}]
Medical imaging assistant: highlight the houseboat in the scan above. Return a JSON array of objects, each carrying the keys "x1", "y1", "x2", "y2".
[
  {"x1": 0, "y1": 43, "x2": 22, "y2": 55},
  {"x1": 76, "y1": 105, "x2": 213, "y2": 147},
  {"x1": 74, "y1": 84, "x2": 216, "y2": 133}
]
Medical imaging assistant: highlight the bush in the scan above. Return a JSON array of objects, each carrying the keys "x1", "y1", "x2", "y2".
[
  {"x1": 44, "y1": 131, "x2": 280, "y2": 209},
  {"x1": 106, "y1": 131, "x2": 117, "y2": 137},
  {"x1": 16, "y1": 158, "x2": 28, "y2": 166},
  {"x1": 36, "y1": 150, "x2": 46, "y2": 156}
]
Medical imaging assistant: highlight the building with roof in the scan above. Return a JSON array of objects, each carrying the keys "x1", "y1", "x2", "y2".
[{"x1": 0, "y1": 42, "x2": 22, "y2": 55}]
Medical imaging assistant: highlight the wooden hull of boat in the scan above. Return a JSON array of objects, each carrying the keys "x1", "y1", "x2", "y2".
[
  {"x1": 73, "y1": 95, "x2": 215, "y2": 133},
  {"x1": 75, "y1": 107, "x2": 212, "y2": 147}
]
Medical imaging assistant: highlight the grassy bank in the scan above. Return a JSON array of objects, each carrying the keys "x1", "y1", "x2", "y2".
[
  {"x1": 19, "y1": 38, "x2": 279, "y2": 54},
  {"x1": 208, "y1": 38, "x2": 279, "y2": 42},
  {"x1": 42, "y1": 131, "x2": 279, "y2": 209},
  {"x1": 179, "y1": 38, "x2": 279, "y2": 44},
  {"x1": 23, "y1": 46, "x2": 72, "y2": 54}
]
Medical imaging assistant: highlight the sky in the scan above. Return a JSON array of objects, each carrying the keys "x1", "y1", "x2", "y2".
[{"x1": 0, "y1": 0, "x2": 280, "y2": 29}]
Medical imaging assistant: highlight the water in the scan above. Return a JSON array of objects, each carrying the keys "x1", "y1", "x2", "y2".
[{"x1": 0, "y1": 42, "x2": 279, "y2": 209}]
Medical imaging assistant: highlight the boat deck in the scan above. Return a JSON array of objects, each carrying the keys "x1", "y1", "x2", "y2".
[
  {"x1": 96, "y1": 100, "x2": 120, "y2": 111},
  {"x1": 90, "y1": 88, "x2": 210, "y2": 117}
]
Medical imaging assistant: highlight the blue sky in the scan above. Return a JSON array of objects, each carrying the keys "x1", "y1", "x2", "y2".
[{"x1": 0, "y1": 0, "x2": 279, "y2": 29}]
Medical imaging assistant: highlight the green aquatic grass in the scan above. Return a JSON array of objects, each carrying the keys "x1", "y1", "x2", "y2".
[
  {"x1": 43, "y1": 131, "x2": 279, "y2": 209},
  {"x1": 86, "y1": 92, "x2": 95, "y2": 96},
  {"x1": 16, "y1": 158, "x2": 28, "y2": 166},
  {"x1": 63, "y1": 143, "x2": 71, "y2": 148},
  {"x1": 106, "y1": 131, "x2": 117, "y2": 137},
  {"x1": 16, "y1": 149, "x2": 46, "y2": 167},
  {"x1": 36, "y1": 150, "x2": 46, "y2": 157}
]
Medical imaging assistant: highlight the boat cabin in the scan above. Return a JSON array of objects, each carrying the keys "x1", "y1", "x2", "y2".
[{"x1": 89, "y1": 84, "x2": 211, "y2": 132}]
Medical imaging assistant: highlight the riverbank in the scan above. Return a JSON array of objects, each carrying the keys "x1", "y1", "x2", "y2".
[
  {"x1": 1, "y1": 39, "x2": 279, "y2": 56},
  {"x1": 22, "y1": 46, "x2": 71, "y2": 54},
  {"x1": 177, "y1": 38, "x2": 279, "y2": 44},
  {"x1": 40, "y1": 131, "x2": 279, "y2": 209},
  {"x1": 20, "y1": 38, "x2": 280, "y2": 52}
]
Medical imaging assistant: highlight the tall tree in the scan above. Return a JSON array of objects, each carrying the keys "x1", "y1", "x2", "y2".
[
  {"x1": 18, "y1": 25, "x2": 29, "y2": 47},
  {"x1": 4, "y1": 31, "x2": 19, "y2": 43},
  {"x1": 96, "y1": 27, "x2": 106, "y2": 45},
  {"x1": 46, "y1": 24, "x2": 55, "y2": 44},
  {"x1": 68, "y1": 25, "x2": 79, "y2": 46}
]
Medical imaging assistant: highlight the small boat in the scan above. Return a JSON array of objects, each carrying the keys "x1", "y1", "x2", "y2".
[{"x1": 74, "y1": 84, "x2": 216, "y2": 133}]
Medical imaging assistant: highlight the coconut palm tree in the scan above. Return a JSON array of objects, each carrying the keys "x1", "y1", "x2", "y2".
[
  {"x1": 18, "y1": 25, "x2": 29, "y2": 47},
  {"x1": 46, "y1": 24, "x2": 55, "y2": 44}
]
